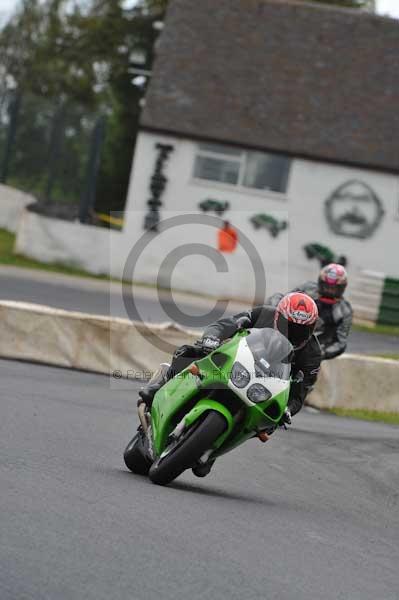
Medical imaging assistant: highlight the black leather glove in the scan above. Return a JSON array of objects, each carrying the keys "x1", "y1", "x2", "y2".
[
  {"x1": 200, "y1": 335, "x2": 221, "y2": 353},
  {"x1": 235, "y1": 315, "x2": 251, "y2": 330}
]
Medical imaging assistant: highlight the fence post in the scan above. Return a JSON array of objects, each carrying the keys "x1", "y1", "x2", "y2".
[
  {"x1": 0, "y1": 91, "x2": 21, "y2": 184},
  {"x1": 44, "y1": 104, "x2": 66, "y2": 204},
  {"x1": 79, "y1": 115, "x2": 106, "y2": 224}
]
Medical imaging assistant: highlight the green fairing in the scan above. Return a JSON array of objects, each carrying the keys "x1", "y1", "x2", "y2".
[
  {"x1": 151, "y1": 372, "x2": 200, "y2": 456},
  {"x1": 183, "y1": 399, "x2": 235, "y2": 446},
  {"x1": 213, "y1": 387, "x2": 290, "y2": 458},
  {"x1": 151, "y1": 330, "x2": 291, "y2": 460},
  {"x1": 151, "y1": 338, "x2": 238, "y2": 455}
]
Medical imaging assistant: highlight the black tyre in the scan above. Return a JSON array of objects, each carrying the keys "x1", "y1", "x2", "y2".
[
  {"x1": 148, "y1": 411, "x2": 227, "y2": 486},
  {"x1": 124, "y1": 432, "x2": 151, "y2": 475}
]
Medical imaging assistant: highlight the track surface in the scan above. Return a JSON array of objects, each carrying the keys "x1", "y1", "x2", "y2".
[
  {"x1": 1, "y1": 270, "x2": 398, "y2": 355},
  {"x1": 1, "y1": 359, "x2": 398, "y2": 600}
]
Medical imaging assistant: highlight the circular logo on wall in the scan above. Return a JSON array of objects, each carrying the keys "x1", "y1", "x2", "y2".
[{"x1": 325, "y1": 180, "x2": 385, "y2": 239}]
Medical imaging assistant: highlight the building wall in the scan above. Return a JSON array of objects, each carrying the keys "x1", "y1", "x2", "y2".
[{"x1": 122, "y1": 131, "x2": 399, "y2": 301}]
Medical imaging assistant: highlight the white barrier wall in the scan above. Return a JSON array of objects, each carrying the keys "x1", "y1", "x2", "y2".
[
  {"x1": 0, "y1": 300, "x2": 398, "y2": 413},
  {"x1": 0, "y1": 184, "x2": 35, "y2": 233},
  {"x1": 309, "y1": 354, "x2": 399, "y2": 414},
  {"x1": 0, "y1": 300, "x2": 197, "y2": 376},
  {"x1": 15, "y1": 209, "x2": 121, "y2": 275},
  {"x1": 350, "y1": 270, "x2": 385, "y2": 324}
]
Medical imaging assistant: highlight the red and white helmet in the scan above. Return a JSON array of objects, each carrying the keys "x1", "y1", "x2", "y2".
[
  {"x1": 274, "y1": 292, "x2": 318, "y2": 349},
  {"x1": 318, "y1": 263, "x2": 348, "y2": 302}
]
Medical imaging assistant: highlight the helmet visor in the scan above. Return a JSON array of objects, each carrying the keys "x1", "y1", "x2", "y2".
[
  {"x1": 318, "y1": 280, "x2": 346, "y2": 299},
  {"x1": 276, "y1": 314, "x2": 314, "y2": 348}
]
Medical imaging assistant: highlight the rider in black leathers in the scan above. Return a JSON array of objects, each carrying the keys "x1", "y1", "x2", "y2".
[
  {"x1": 139, "y1": 293, "x2": 321, "y2": 420},
  {"x1": 267, "y1": 264, "x2": 352, "y2": 361}
]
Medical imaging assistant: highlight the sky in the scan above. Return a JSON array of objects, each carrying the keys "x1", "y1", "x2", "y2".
[
  {"x1": 377, "y1": 0, "x2": 399, "y2": 17},
  {"x1": 1, "y1": 0, "x2": 399, "y2": 20}
]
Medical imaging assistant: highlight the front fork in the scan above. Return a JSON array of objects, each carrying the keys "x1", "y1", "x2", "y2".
[
  {"x1": 137, "y1": 403, "x2": 155, "y2": 461},
  {"x1": 138, "y1": 402, "x2": 149, "y2": 433},
  {"x1": 162, "y1": 399, "x2": 236, "y2": 467}
]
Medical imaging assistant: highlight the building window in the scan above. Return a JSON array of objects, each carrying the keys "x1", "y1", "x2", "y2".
[{"x1": 193, "y1": 143, "x2": 291, "y2": 193}]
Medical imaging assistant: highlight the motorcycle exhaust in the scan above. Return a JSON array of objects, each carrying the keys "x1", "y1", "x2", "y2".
[{"x1": 138, "y1": 402, "x2": 149, "y2": 434}]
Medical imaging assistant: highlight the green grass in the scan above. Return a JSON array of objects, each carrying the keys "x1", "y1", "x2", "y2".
[
  {"x1": 374, "y1": 354, "x2": 399, "y2": 361},
  {"x1": 353, "y1": 323, "x2": 399, "y2": 337},
  {"x1": 328, "y1": 408, "x2": 399, "y2": 425},
  {"x1": 0, "y1": 228, "x2": 111, "y2": 280}
]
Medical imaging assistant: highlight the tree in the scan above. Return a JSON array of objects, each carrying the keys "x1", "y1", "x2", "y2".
[{"x1": 0, "y1": 0, "x2": 169, "y2": 214}]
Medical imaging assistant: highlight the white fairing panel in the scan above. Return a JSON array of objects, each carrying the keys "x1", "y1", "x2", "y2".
[{"x1": 228, "y1": 338, "x2": 290, "y2": 406}]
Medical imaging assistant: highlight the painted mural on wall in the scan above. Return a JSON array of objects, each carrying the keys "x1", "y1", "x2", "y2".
[
  {"x1": 198, "y1": 199, "x2": 230, "y2": 215},
  {"x1": 218, "y1": 221, "x2": 238, "y2": 253},
  {"x1": 304, "y1": 243, "x2": 347, "y2": 268},
  {"x1": 249, "y1": 213, "x2": 288, "y2": 238},
  {"x1": 325, "y1": 180, "x2": 385, "y2": 239},
  {"x1": 144, "y1": 143, "x2": 174, "y2": 232}
]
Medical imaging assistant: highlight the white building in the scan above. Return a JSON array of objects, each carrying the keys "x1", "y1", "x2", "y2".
[{"x1": 122, "y1": 0, "x2": 399, "y2": 302}]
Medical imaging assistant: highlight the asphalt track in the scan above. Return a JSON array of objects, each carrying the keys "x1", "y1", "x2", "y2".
[
  {"x1": 1, "y1": 359, "x2": 398, "y2": 600},
  {"x1": 1, "y1": 270, "x2": 399, "y2": 355}
]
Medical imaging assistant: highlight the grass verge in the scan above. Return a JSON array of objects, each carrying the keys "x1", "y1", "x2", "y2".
[
  {"x1": 353, "y1": 323, "x2": 399, "y2": 337},
  {"x1": 327, "y1": 408, "x2": 399, "y2": 425}
]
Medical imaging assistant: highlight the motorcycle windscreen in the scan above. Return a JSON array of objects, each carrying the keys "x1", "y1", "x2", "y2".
[{"x1": 246, "y1": 328, "x2": 293, "y2": 380}]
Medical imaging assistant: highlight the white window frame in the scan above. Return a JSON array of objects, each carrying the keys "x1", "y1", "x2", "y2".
[
  {"x1": 192, "y1": 143, "x2": 291, "y2": 196},
  {"x1": 194, "y1": 146, "x2": 244, "y2": 185}
]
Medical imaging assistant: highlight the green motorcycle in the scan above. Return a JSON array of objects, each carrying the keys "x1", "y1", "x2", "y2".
[{"x1": 124, "y1": 327, "x2": 293, "y2": 486}]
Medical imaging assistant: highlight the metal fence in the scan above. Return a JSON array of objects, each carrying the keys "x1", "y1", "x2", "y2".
[{"x1": 0, "y1": 90, "x2": 106, "y2": 224}]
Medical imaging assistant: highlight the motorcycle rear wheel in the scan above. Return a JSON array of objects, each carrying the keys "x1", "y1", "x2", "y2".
[
  {"x1": 124, "y1": 432, "x2": 152, "y2": 475},
  {"x1": 148, "y1": 411, "x2": 226, "y2": 486}
]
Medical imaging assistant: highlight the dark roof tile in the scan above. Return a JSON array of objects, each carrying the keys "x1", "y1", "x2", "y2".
[{"x1": 141, "y1": 0, "x2": 399, "y2": 172}]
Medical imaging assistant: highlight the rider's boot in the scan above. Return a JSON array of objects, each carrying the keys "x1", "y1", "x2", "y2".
[
  {"x1": 138, "y1": 363, "x2": 170, "y2": 408},
  {"x1": 192, "y1": 459, "x2": 215, "y2": 478}
]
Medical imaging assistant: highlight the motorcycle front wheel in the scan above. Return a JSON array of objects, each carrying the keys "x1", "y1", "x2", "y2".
[{"x1": 148, "y1": 411, "x2": 227, "y2": 486}]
